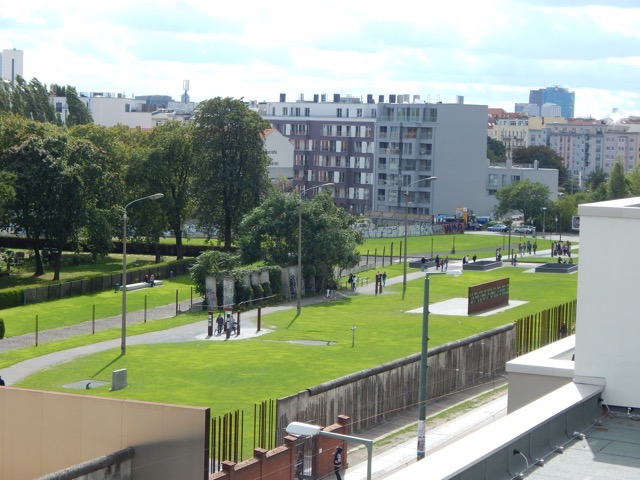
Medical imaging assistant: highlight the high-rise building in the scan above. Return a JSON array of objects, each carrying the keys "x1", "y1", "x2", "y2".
[
  {"x1": 528, "y1": 86, "x2": 575, "y2": 119},
  {"x1": 0, "y1": 48, "x2": 23, "y2": 83}
]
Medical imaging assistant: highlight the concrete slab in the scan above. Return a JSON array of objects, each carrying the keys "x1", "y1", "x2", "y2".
[{"x1": 407, "y1": 298, "x2": 528, "y2": 316}]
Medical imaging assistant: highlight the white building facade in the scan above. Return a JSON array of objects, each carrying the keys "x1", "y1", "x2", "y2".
[{"x1": 0, "y1": 48, "x2": 23, "y2": 83}]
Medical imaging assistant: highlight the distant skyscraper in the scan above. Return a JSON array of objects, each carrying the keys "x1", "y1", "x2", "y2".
[
  {"x1": 529, "y1": 86, "x2": 575, "y2": 118},
  {"x1": 1, "y1": 48, "x2": 24, "y2": 84}
]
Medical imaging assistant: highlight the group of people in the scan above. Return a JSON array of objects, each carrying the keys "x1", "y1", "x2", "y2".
[
  {"x1": 551, "y1": 240, "x2": 572, "y2": 257},
  {"x1": 143, "y1": 274, "x2": 156, "y2": 286},
  {"x1": 517, "y1": 241, "x2": 537, "y2": 255},
  {"x1": 215, "y1": 313, "x2": 238, "y2": 338},
  {"x1": 435, "y1": 255, "x2": 449, "y2": 271}
]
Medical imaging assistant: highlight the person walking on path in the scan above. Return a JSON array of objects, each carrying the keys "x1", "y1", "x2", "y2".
[
  {"x1": 0, "y1": 375, "x2": 5, "y2": 386},
  {"x1": 216, "y1": 313, "x2": 224, "y2": 336},
  {"x1": 333, "y1": 446, "x2": 343, "y2": 480}
]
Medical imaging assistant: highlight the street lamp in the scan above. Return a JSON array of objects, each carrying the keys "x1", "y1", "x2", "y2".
[
  {"x1": 542, "y1": 207, "x2": 547, "y2": 239},
  {"x1": 297, "y1": 183, "x2": 334, "y2": 315},
  {"x1": 555, "y1": 216, "x2": 558, "y2": 242},
  {"x1": 286, "y1": 421, "x2": 373, "y2": 480},
  {"x1": 402, "y1": 176, "x2": 437, "y2": 300},
  {"x1": 121, "y1": 193, "x2": 164, "y2": 355},
  {"x1": 417, "y1": 269, "x2": 462, "y2": 460}
]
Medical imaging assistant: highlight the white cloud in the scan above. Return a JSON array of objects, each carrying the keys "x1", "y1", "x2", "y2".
[{"x1": 1, "y1": 0, "x2": 639, "y2": 118}]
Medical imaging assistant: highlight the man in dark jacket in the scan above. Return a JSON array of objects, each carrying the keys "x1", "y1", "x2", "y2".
[{"x1": 333, "y1": 446, "x2": 343, "y2": 480}]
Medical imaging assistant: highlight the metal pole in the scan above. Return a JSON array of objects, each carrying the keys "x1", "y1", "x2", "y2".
[
  {"x1": 417, "y1": 274, "x2": 430, "y2": 460},
  {"x1": 297, "y1": 198, "x2": 302, "y2": 315},
  {"x1": 542, "y1": 207, "x2": 547, "y2": 239},
  {"x1": 121, "y1": 209, "x2": 127, "y2": 355},
  {"x1": 402, "y1": 192, "x2": 408, "y2": 300}
]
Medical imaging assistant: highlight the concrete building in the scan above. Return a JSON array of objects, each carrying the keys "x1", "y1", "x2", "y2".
[
  {"x1": 0, "y1": 48, "x2": 23, "y2": 83},
  {"x1": 51, "y1": 92, "x2": 153, "y2": 128},
  {"x1": 263, "y1": 128, "x2": 295, "y2": 182},
  {"x1": 261, "y1": 94, "x2": 492, "y2": 217}
]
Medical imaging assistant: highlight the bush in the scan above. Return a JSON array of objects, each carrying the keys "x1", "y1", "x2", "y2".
[
  {"x1": 0, "y1": 317, "x2": 4, "y2": 339},
  {"x1": 0, "y1": 288, "x2": 23, "y2": 310}
]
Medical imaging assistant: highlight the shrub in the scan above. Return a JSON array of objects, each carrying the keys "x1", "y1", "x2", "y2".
[
  {"x1": 0, "y1": 288, "x2": 23, "y2": 310},
  {"x1": 0, "y1": 317, "x2": 4, "y2": 339}
]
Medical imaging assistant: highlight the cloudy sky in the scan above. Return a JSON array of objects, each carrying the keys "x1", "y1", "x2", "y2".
[{"x1": 1, "y1": 0, "x2": 639, "y2": 119}]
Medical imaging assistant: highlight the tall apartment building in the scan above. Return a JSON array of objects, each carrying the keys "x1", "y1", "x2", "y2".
[
  {"x1": 529, "y1": 86, "x2": 575, "y2": 119},
  {"x1": 0, "y1": 48, "x2": 23, "y2": 83},
  {"x1": 261, "y1": 94, "x2": 489, "y2": 217},
  {"x1": 529, "y1": 120, "x2": 640, "y2": 178}
]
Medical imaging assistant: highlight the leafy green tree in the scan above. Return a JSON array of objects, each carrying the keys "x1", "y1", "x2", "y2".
[
  {"x1": 493, "y1": 179, "x2": 550, "y2": 226},
  {"x1": 512, "y1": 146, "x2": 568, "y2": 185},
  {"x1": 129, "y1": 122, "x2": 196, "y2": 259},
  {"x1": 608, "y1": 159, "x2": 627, "y2": 200},
  {"x1": 65, "y1": 86, "x2": 93, "y2": 126},
  {"x1": 585, "y1": 167, "x2": 607, "y2": 192},
  {"x1": 238, "y1": 190, "x2": 362, "y2": 293},
  {"x1": 238, "y1": 191, "x2": 300, "y2": 266},
  {"x1": 487, "y1": 136, "x2": 506, "y2": 163},
  {"x1": 192, "y1": 97, "x2": 272, "y2": 250},
  {"x1": 3, "y1": 123, "x2": 67, "y2": 275},
  {"x1": 626, "y1": 167, "x2": 640, "y2": 197}
]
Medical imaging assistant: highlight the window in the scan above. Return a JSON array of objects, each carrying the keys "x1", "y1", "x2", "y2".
[
  {"x1": 337, "y1": 108, "x2": 342, "y2": 117},
  {"x1": 357, "y1": 108, "x2": 362, "y2": 117},
  {"x1": 282, "y1": 107, "x2": 288, "y2": 115},
  {"x1": 305, "y1": 108, "x2": 310, "y2": 117},
  {"x1": 488, "y1": 174, "x2": 498, "y2": 187},
  {"x1": 55, "y1": 102, "x2": 63, "y2": 113}
]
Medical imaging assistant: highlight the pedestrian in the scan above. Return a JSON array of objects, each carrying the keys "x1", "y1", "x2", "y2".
[
  {"x1": 559, "y1": 322, "x2": 568, "y2": 338},
  {"x1": 420, "y1": 257, "x2": 426, "y2": 272},
  {"x1": 435, "y1": 255, "x2": 440, "y2": 270},
  {"x1": 472, "y1": 254, "x2": 477, "y2": 263},
  {"x1": 533, "y1": 242, "x2": 537, "y2": 255},
  {"x1": 382, "y1": 271, "x2": 387, "y2": 286},
  {"x1": 333, "y1": 446, "x2": 343, "y2": 480},
  {"x1": 216, "y1": 313, "x2": 224, "y2": 336},
  {"x1": 348, "y1": 273, "x2": 354, "y2": 291},
  {"x1": 352, "y1": 274, "x2": 357, "y2": 291},
  {"x1": 444, "y1": 256, "x2": 449, "y2": 271},
  {"x1": 225, "y1": 314, "x2": 234, "y2": 339},
  {"x1": 0, "y1": 375, "x2": 4, "y2": 386}
]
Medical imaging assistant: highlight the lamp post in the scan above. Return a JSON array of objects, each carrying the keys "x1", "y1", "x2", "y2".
[
  {"x1": 121, "y1": 193, "x2": 164, "y2": 355},
  {"x1": 286, "y1": 422, "x2": 373, "y2": 480},
  {"x1": 402, "y1": 176, "x2": 437, "y2": 300},
  {"x1": 417, "y1": 269, "x2": 462, "y2": 460},
  {"x1": 555, "y1": 215, "x2": 558, "y2": 242},
  {"x1": 542, "y1": 207, "x2": 547, "y2": 239},
  {"x1": 297, "y1": 183, "x2": 334, "y2": 315}
]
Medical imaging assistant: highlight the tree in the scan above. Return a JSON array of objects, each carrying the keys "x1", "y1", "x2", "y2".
[
  {"x1": 487, "y1": 136, "x2": 506, "y2": 163},
  {"x1": 238, "y1": 190, "x2": 362, "y2": 293},
  {"x1": 493, "y1": 179, "x2": 550, "y2": 226},
  {"x1": 189, "y1": 250, "x2": 241, "y2": 297},
  {"x1": 192, "y1": 97, "x2": 272, "y2": 250},
  {"x1": 608, "y1": 159, "x2": 627, "y2": 200},
  {"x1": 626, "y1": 167, "x2": 640, "y2": 197},
  {"x1": 65, "y1": 86, "x2": 93, "y2": 126},
  {"x1": 585, "y1": 167, "x2": 607, "y2": 192},
  {"x1": 129, "y1": 122, "x2": 196, "y2": 259},
  {"x1": 512, "y1": 146, "x2": 568, "y2": 185}
]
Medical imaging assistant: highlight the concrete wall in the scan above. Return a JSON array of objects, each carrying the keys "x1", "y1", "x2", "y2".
[
  {"x1": 0, "y1": 387, "x2": 209, "y2": 480},
  {"x1": 575, "y1": 197, "x2": 640, "y2": 408},
  {"x1": 276, "y1": 325, "x2": 515, "y2": 443}
]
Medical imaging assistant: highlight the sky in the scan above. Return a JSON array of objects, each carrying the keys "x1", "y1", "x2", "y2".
[{"x1": 1, "y1": 0, "x2": 640, "y2": 119}]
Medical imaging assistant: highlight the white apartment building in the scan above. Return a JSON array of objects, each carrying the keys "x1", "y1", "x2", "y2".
[
  {"x1": 0, "y1": 48, "x2": 23, "y2": 83},
  {"x1": 51, "y1": 92, "x2": 153, "y2": 128}
]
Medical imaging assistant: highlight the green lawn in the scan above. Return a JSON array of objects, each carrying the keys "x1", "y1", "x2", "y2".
[
  {"x1": 15, "y1": 265, "x2": 578, "y2": 458},
  {"x1": 0, "y1": 275, "x2": 195, "y2": 338}
]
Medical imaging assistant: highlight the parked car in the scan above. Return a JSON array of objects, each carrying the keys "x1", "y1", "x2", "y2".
[
  {"x1": 466, "y1": 223, "x2": 483, "y2": 231},
  {"x1": 514, "y1": 225, "x2": 535, "y2": 234},
  {"x1": 487, "y1": 224, "x2": 509, "y2": 232}
]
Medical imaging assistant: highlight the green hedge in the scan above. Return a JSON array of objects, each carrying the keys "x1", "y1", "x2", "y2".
[
  {"x1": 0, "y1": 288, "x2": 23, "y2": 310},
  {"x1": 0, "y1": 317, "x2": 4, "y2": 339}
]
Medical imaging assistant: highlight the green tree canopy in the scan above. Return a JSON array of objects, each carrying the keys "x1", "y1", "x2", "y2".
[
  {"x1": 192, "y1": 97, "x2": 272, "y2": 250},
  {"x1": 608, "y1": 159, "x2": 627, "y2": 200},
  {"x1": 493, "y1": 179, "x2": 550, "y2": 226},
  {"x1": 512, "y1": 146, "x2": 568, "y2": 185},
  {"x1": 65, "y1": 86, "x2": 93, "y2": 126},
  {"x1": 238, "y1": 190, "x2": 362, "y2": 293},
  {"x1": 487, "y1": 136, "x2": 506, "y2": 163}
]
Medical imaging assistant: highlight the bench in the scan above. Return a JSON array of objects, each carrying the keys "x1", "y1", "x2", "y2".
[{"x1": 118, "y1": 280, "x2": 164, "y2": 292}]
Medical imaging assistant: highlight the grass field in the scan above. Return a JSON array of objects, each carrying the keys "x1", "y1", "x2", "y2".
[{"x1": 14, "y1": 263, "x2": 578, "y2": 458}]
